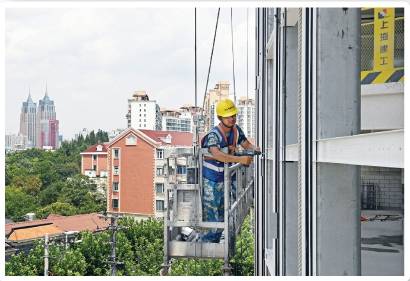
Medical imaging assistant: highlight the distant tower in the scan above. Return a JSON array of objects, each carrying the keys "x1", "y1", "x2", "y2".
[
  {"x1": 36, "y1": 84, "x2": 59, "y2": 149},
  {"x1": 19, "y1": 89, "x2": 37, "y2": 147}
]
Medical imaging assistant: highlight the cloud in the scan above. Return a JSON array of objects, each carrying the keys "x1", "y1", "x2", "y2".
[{"x1": 6, "y1": 8, "x2": 255, "y2": 139}]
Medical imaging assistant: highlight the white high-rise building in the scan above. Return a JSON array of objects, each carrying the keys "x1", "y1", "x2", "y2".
[
  {"x1": 126, "y1": 91, "x2": 162, "y2": 130},
  {"x1": 161, "y1": 108, "x2": 192, "y2": 132},
  {"x1": 237, "y1": 96, "x2": 256, "y2": 140},
  {"x1": 5, "y1": 134, "x2": 28, "y2": 151}
]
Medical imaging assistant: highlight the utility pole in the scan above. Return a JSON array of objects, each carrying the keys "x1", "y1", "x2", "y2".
[
  {"x1": 44, "y1": 234, "x2": 49, "y2": 276},
  {"x1": 100, "y1": 212, "x2": 123, "y2": 276}
]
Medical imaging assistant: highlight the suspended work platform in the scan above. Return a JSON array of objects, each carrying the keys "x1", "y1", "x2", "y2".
[{"x1": 161, "y1": 148, "x2": 255, "y2": 275}]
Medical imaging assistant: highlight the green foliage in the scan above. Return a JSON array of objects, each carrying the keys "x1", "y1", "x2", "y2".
[
  {"x1": 118, "y1": 218, "x2": 164, "y2": 275},
  {"x1": 36, "y1": 202, "x2": 77, "y2": 219},
  {"x1": 231, "y1": 215, "x2": 255, "y2": 276},
  {"x1": 170, "y1": 259, "x2": 224, "y2": 276},
  {"x1": 50, "y1": 247, "x2": 87, "y2": 276},
  {"x1": 10, "y1": 175, "x2": 42, "y2": 196},
  {"x1": 75, "y1": 231, "x2": 111, "y2": 276},
  {"x1": 5, "y1": 186, "x2": 39, "y2": 221},
  {"x1": 6, "y1": 214, "x2": 255, "y2": 276},
  {"x1": 5, "y1": 130, "x2": 108, "y2": 222},
  {"x1": 5, "y1": 241, "x2": 44, "y2": 276}
]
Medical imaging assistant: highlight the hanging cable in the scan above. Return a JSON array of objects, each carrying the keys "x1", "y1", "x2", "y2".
[
  {"x1": 230, "y1": 8, "x2": 237, "y2": 104},
  {"x1": 201, "y1": 8, "x2": 221, "y2": 123},
  {"x1": 246, "y1": 8, "x2": 249, "y2": 115}
]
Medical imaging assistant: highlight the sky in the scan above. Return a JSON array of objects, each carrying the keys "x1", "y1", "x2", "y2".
[{"x1": 5, "y1": 8, "x2": 255, "y2": 140}]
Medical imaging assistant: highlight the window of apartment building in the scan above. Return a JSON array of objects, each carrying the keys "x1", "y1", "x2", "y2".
[
  {"x1": 113, "y1": 182, "x2": 119, "y2": 192},
  {"x1": 156, "y1": 200, "x2": 164, "y2": 211},
  {"x1": 140, "y1": 114, "x2": 141, "y2": 117},
  {"x1": 144, "y1": 109, "x2": 146, "y2": 112},
  {"x1": 93, "y1": 165, "x2": 97, "y2": 171},
  {"x1": 177, "y1": 165, "x2": 187, "y2": 175},
  {"x1": 144, "y1": 124, "x2": 146, "y2": 127},
  {"x1": 126, "y1": 135, "x2": 137, "y2": 145},
  {"x1": 156, "y1": 167, "x2": 163, "y2": 176},
  {"x1": 156, "y1": 183, "x2": 164, "y2": 193},
  {"x1": 113, "y1": 148, "x2": 120, "y2": 159},
  {"x1": 112, "y1": 199, "x2": 119, "y2": 209},
  {"x1": 156, "y1": 149, "x2": 164, "y2": 159},
  {"x1": 144, "y1": 104, "x2": 146, "y2": 107},
  {"x1": 93, "y1": 155, "x2": 97, "y2": 161},
  {"x1": 113, "y1": 166, "x2": 119, "y2": 175}
]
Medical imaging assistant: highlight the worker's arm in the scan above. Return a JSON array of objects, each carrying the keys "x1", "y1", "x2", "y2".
[
  {"x1": 241, "y1": 139, "x2": 261, "y2": 152},
  {"x1": 209, "y1": 146, "x2": 252, "y2": 165}
]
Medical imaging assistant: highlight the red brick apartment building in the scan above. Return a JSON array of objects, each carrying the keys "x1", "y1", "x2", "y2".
[
  {"x1": 80, "y1": 143, "x2": 109, "y2": 195},
  {"x1": 87, "y1": 128, "x2": 192, "y2": 219},
  {"x1": 80, "y1": 143, "x2": 108, "y2": 178}
]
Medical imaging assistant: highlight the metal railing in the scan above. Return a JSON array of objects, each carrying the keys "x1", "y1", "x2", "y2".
[{"x1": 162, "y1": 148, "x2": 254, "y2": 275}]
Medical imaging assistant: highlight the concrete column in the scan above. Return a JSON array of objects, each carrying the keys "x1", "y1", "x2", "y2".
[
  {"x1": 284, "y1": 20, "x2": 299, "y2": 275},
  {"x1": 316, "y1": 8, "x2": 361, "y2": 275}
]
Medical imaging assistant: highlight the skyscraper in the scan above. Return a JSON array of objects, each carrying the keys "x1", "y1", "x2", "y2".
[
  {"x1": 36, "y1": 86, "x2": 59, "y2": 149},
  {"x1": 19, "y1": 90, "x2": 37, "y2": 147}
]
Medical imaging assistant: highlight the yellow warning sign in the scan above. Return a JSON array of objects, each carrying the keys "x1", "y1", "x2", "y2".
[{"x1": 374, "y1": 8, "x2": 395, "y2": 70}]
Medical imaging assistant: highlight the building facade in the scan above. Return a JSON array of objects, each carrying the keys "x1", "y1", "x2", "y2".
[
  {"x1": 36, "y1": 89, "x2": 59, "y2": 149},
  {"x1": 180, "y1": 104, "x2": 205, "y2": 134},
  {"x1": 236, "y1": 96, "x2": 256, "y2": 140},
  {"x1": 161, "y1": 108, "x2": 192, "y2": 132},
  {"x1": 19, "y1": 93, "x2": 37, "y2": 147},
  {"x1": 140, "y1": 130, "x2": 193, "y2": 218},
  {"x1": 80, "y1": 143, "x2": 109, "y2": 195},
  {"x1": 126, "y1": 91, "x2": 162, "y2": 130},
  {"x1": 5, "y1": 134, "x2": 28, "y2": 152},
  {"x1": 203, "y1": 81, "x2": 230, "y2": 132},
  {"x1": 96, "y1": 128, "x2": 193, "y2": 219},
  {"x1": 106, "y1": 128, "x2": 158, "y2": 218}
]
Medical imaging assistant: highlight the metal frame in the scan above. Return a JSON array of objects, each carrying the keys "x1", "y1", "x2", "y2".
[{"x1": 162, "y1": 149, "x2": 254, "y2": 275}]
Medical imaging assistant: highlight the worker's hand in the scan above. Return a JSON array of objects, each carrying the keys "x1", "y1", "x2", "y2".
[
  {"x1": 239, "y1": 156, "x2": 253, "y2": 166},
  {"x1": 254, "y1": 146, "x2": 261, "y2": 152}
]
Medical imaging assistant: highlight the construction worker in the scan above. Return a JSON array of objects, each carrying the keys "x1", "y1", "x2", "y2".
[{"x1": 200, "y1": 98, "x2": 259, "y2": 243}]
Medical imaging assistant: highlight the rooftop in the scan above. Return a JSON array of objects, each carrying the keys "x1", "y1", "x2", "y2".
[
  {"x1": 80, "y1": 143, "x2": 108, "y2": 154},
  {"x1": 5, "y1": 213, "x2": 110, "y2": 241},
  {"x1": 140, "y1": 130, "x2": 193, "y2": 146}
]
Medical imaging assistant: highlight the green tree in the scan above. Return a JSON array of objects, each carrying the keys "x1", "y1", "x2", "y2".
[
  {"x1": 6, "y1": 240, "x2": 44, "y2": 276},
  {"x1": 10, "y1": 175, "x2": 42, "y2": 196},
  {"x1": 50, "y1": 248, "x2": 87, "y2": 276},
  {"x1": 38, "y1": 182, "x2": 65, "y2": 206},
  {"x1": 230, "y1": 215, "x2": 254, "y2": 276},
  {"x1": 170, "y1": 259, "x2": 224, "y2": 276},
  {"x1": 36, "y1": 202, "x2": 77, "y2": 219},
  {"x1": 75, "y1": 231, "x2": 111, "y2": 275},
  {"x1": 58, "y1": 175, "x2": 104, "y2": 213},
  {"x1": 5, "y1": 186, "x2": 39, "y2": 221}
]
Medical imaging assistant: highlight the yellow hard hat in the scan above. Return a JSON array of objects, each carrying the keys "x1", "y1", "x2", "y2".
[{"x1": 216, "y1": 99, "x2": 238, "y2": 117}]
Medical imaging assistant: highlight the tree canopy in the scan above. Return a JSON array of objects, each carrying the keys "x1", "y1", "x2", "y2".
[{"x1": 5, "y1": 130, "x2": 108, "y2": 221}]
